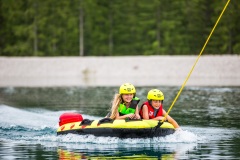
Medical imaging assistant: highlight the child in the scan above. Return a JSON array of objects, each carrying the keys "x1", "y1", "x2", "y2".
[
  {"x1": 139, "y1": 89, "x2": 180, "y2": 128},
  {"x1": 108, "y1": 83, "x2": 141, "y2": 120}
]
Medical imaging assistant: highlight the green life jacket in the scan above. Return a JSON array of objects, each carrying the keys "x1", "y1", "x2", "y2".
[{"x1": 118, "y1": 97, "x2": 140, "y2": 115}]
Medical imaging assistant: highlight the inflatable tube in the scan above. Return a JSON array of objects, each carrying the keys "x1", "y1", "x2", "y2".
[{"x1": 57, "y1": 113, "x2": 175, "y2": 138}]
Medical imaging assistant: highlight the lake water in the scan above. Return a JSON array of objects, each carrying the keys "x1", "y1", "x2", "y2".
[{"x1": 0, "y1": 86, "x2": 240, "y2": 159}]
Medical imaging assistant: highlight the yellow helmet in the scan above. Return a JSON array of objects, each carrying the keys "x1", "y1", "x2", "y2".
[
  {"x1": 119, "y1": 83, "x2": 136, "y2": 94},
  {"x1": 147, "y1": 89, "x2": 164, "y2": 100}
]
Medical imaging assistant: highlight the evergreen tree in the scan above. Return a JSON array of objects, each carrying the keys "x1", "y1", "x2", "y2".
[{"x1": 0, "y1": 0, "x2": 238, "y2": 56}]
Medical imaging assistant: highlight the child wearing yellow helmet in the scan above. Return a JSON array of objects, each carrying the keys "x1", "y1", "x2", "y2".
[
  {"x1": 139, "y1": 89, "x2": 180, "y2": 128},
  {"x1": 108, "y1": 83, "x2": 141, "y2": 120}
]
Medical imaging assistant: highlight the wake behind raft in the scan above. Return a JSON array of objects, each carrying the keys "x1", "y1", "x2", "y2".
[{"x1": 57, "y1": 113, "x2": 175, "y2": 138}]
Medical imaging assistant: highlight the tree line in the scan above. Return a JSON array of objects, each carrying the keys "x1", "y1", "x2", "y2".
[{"x1": 0, "y1": 0, "x2": 239, "y2": 56}]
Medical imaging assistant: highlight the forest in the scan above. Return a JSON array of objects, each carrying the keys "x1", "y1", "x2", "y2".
[{"x1": 0, "y1": 0, "x2": 239, "y2": 56}]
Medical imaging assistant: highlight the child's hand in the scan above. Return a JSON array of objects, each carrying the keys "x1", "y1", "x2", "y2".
[
  {"x1": 127, "y1": 113, "x2": 135, "y2": 119},
  {"x1": 156, "y1": 116, "x2": 165, "y2": 121},
  {"x1": 134, "y1": 114, "x2": 141, "y2": 119},
  {"x1": 175, "y1": 128, "x2": 182, "y2": 131}
]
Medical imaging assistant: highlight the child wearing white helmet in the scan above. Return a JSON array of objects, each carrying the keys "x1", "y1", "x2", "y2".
[{"x1": 139, "y1": 89, "x2": 180, "y2": 128}]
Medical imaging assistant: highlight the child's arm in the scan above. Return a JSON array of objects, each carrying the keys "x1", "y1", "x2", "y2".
[
  {"x1": 115, "y1": 111, "x2": 135, "y2": 120},
  {"x1": 162, "y1": 109, "x2": 180, "y2": 128},
  {"x1": 134, "y1": 105, "x2": 140, "y2": 119},
  {"x1": 141, "y1": 105, "x2": 150, "y2": 119}
]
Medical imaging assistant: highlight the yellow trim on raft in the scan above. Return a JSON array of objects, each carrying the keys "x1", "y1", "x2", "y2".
[{"x1": 57, "y1": 119, "x2": 175, "y2": 133}]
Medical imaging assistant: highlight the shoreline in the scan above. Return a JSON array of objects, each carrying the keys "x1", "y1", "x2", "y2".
[{"x1": 0, "y1": 55, "x2": 239, "y2": 87}]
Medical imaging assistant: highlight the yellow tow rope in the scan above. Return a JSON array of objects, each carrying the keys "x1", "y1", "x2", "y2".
[{"x1": 162, "y1": 0, "x2": 231, "y2": 123}]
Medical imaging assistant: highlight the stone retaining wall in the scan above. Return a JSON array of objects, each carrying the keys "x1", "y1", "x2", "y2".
[{"x1": 0, "y1": 55, "x2": 239, "y2": 87}]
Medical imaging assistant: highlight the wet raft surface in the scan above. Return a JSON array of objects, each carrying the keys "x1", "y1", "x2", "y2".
[{"x1": 57, "y1": 117, "x2": 175, "y2": 138}]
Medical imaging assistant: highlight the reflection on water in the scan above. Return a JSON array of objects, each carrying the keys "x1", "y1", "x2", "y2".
[
  {"x1": 0, "y1": 142, "x2": 59, "y2": 160},
  {"x1": 57, "y1": 144, "x2": 181, "y2": 159},
  {"x1": 0, "y1": 86, "x2": 240, "y2": 159}
]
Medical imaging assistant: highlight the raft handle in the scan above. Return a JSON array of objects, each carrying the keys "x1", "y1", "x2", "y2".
[
  {"x1": 79, "y1": 119, "x2": 94, "y2": 126},
  {"x1": 98, "y1": 118, "x2": 114, "y2": 125},
  {"x1": 154, "y1": 120, "x2": 163, "y2": 129},
  {"x1": 125, "y1": 118, "x2": 142, "y2": 122}
]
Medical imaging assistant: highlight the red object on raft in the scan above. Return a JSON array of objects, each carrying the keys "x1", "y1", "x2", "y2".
[{"x1": 59, "y1": 112, "x2": 83, "y2": 126}]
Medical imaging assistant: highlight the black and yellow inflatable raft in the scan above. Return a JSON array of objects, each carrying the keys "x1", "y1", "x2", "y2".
[{"x1": 57, "y1": 113, "x2": 175, "y2": 138}]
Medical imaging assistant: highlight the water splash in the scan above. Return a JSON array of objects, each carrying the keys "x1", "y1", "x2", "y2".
[
  {"x1": 0, "y1": 105, "x2": 237, "y2": 147},
  {"x1": 1, "y1": 104, "x2": 240, "y2": 159}
]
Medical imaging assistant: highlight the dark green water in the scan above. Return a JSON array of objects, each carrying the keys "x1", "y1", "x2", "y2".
[{"x1": 0, "y1": 86, "x2": 240, "y2": 159}]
